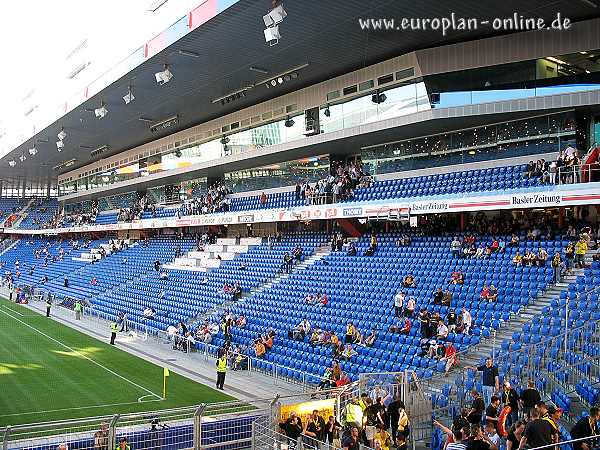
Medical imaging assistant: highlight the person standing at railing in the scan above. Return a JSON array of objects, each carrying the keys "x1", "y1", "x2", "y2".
[{"x1": 551, "y1": 252, "x2": 563, "y2": 284}]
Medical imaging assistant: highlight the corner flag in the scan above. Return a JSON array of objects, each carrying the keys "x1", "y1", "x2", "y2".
[{"x1": 163, "y1": 367, "x2": 170, "y2": 399}]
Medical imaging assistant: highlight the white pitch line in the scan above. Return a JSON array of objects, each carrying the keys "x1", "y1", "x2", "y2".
[
  {"x1": 0, "y1": 398, "x2": 164, "y2": 418},
  {"x1": 0, "y1": 308, "x2": 162, "y2": 401},
  {"x1": 2, "y1": 304, "x2": 23, "y2": 316}
]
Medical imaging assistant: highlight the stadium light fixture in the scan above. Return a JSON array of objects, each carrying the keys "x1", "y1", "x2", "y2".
[
  {"x1": 19, "y1": 154, "x2": 26, "y2": 162},
  {"x1": 284, "y1": 116, "x2": 295, "y2": 127},
  {"x1": 263, "y1": 4, "x2": 287, "y2": 27},
  {"x1": 8, "y1": 160, "x2": 15, "y2": 167},
  {"x1": 57, "y1": 128, "x2": 67, "y2": 141},
  {"x1": 123, "y1": 86, "x2": 135, "y2": 104},
  {"x1": 28, "y1": 146, "x2": 37, "y2": 156},
  {"x1": 95, "y1": 103, "x2": 108, "y2": 119},
  {"x1": 264, "y1": 25, "x2": 281, "y2": 46},
  {"x1": 155, "y1": 65, "x2": 173, "y2": 85},
  {"x1": 56, "y1": 140, "x2": 64, "y2": 151},
  {"x1": 372, "y1": 91, "x2": 387, "y2": 104}
]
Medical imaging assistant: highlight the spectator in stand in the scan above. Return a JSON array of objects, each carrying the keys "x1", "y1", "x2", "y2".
[
  {"x1": 437, "y1": 319, "x2": 449, "y2": 339},
  {"x1": 347, "y1": 242, "x2": 357, "y2": 256},
  {"x1": 575, "y1": 237, "x2": 588, "y2": 268},
  {"x1": 451, "y1": 237, "x2": 462, "y2": 258},
  {"x1": 282, "y1": 252, "x2": 293, "y2": 273},
  {"x1": 403, "y1": 273, "x2": 416, "y2": 288},
  {"x1": 394, "y1": 291, "x2": 405, "y2": 317},
  {"x1": 512, "y1": 251, "x2": 523, "y2": 266},
  {"x1": 506, "y1": 421, "x2": 526, "y2": 450},
  {"x1": 480, "y1": 284, "x2": 491, "y2": 301},
  {"x1": 518, "y1": 407, "x2": 556, "y2": 450},
  {"x1": 279, "y1": 412, "x2": 303, "y2": 446},
  {"x1": 536, "y1": 247, "x2": 548, "y2": 266},
  {"x1": 467, "y1": 392, "x2": 486, "y2": 426},
  {"x1": 484, "y1": 422, "x2": 501, "y2": 448},
  {"x1": 443, "y1": 341, "x2": 458, "y2": 374},
  {"x1": 390, "y1": 316, "x2": 411, "y2": 335},
  {"x1": 91, "y1": 277, "x2": 98, "y2": 286},
  {"x1": 508, "y1": 234, "x2": 520, "y2": 247},
  {"x1": 419, "y1": 310, "x2": 431, "y2": 338},
  {"x1": 450, "y1": 270, "x2": 465, "y2": 285},
  {"x1": 433, "y1": 288, "x2": 444, "y2": 305},
  {"x1": 487, "y1": 284, "x2": 498, "y2": 303},
  {"x1": 405, "y1": 296, "x2": 416, "y2": 317},
  {"x1": 304, "y1": 410, "x2": 326, "y2": 449},
  {"x1": 259, "y1": 192, "x2": 268, "y2": 205},
  {"x1": 467, "y1": 358, "x2": 499, "y2": 405},
  {"x1": 570, "y1": 407, "x2": 599, "y2": 450},
  {"x1": 519, "y1": 380, "x2": 541, "y2": 420},
  {"x1": 501, "y1": 381, "x2": 520, "y2": 427},
  {"x1": 442, "y1": 289, "x2": 453, "y2": 306},
  {"x1": 446, "y1": 309, "x2": 458, "y2": 333}
]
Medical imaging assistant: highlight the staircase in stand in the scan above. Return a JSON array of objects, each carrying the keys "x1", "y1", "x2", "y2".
[{"x1": 187, "y1": 244, "x2": 332, "y2": 328}]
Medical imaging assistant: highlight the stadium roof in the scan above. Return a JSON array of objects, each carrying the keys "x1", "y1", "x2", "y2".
[{"x1": 5, "y1": 0, "x2": 600, "y2": 186}]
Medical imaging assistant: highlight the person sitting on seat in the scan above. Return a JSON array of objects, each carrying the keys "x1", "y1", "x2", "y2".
[
  {"x1": 442, "y1": 342, "x2": 458, "y2": 374},
  {"x1": 222, "y1": 283, "x2": 233, "y2": 294},
  {"x1": 254, "y1": 339, "x2": 266, "y2": 357},
  {"x1": 342, "y1": 344, "x2": 357, "y2": 360},
  {"x1": 512, "y1": 251, "x2": 523, "y2": 266},
  {"x1": 437, "y1": 319, "x2": 449, "y2": 339},
  {"x1": 236, "y1": 315, "x2": 246, "y2": 328},
  {"x1": 91, "y1": 277, "x2": 98, "y2": 286},
  {"x1": 488, "y1": 238, "x2": 499, "y2": 253},
  {"x1": 390, "y1": 317, "x2": 411, "y2": 335},
  {"x1": 537, "y1": 247, "x2": 548, "y2": 266},
  {"x1": 305, "y1": 294, "x2": 315, "y2": 305},
  {"x1": 347, "y1": 242, "x2": 357, "y2": 256},
  {"x1": 159, "y1": 271, "x2": 168, "y2": 280},
  {"x1": 320, "y1": 293, "x2": 329, "y2": 307},
  {"x1": 433, "y1": 288, "x2": 443, "y2": 305},
  {"x1": 292, "y1": 246, "x2": 303, "y2": 262},
  {"x1": 402, "y1": 273, "x2": 416, "y2": 288},
  {"x1": 487, "y1": 284, "x2": 498, "y2": 302},
  {"x1": 508, "y1": 234, "x2": 520, "y2": 247},
  {"x1": 523, "y1": 250, "x2": 536, "y2": 266},
  {"x1": 480, "y1": 284, "x2": 491, "y2": 301},
  {"x1": 450, "y1": 270, "x2": 464, "y2": 285},
  {"x1": 364, "y1": 329, "x2": 377, "y2": 347},
  {"x1": 442, "y1": 289, "x2": 453, "y2": 306},
  {"x1": 427, "y1": 340, "x2": 441, "y2": 358},
  {"x1": 142, "y1": 307, "x2": 156, "y2": 319}
]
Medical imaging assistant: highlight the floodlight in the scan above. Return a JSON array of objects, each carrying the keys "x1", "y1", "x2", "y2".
[
  {"x1": 57, "y1": 129, "x2": 67, "y2": 141},
  {"x1": 263, "y1": 4, "x2": 287, "y2": 27},
  {"x1": 8, "y1": 160, "x2": 15, "y2": 167},
  {"x1": 264, "y1": 26, "x2": 281, "y2": 46},
  {"x1": 123, "y1": 87, "x2": 135, "y2": 104},
  {"x1": 19, "y1": 154, "x2": 26, "y2": 162},
  {"x1": 56, "y1": 140, "x2": 64, "y2": 150},
  {"x1": 28, "y1": 147, "x2": 37, "y2": 156},
  {"x1": 284, "y1": 117, "x2": 295, "y2": 127},
  {"x1": 155, "y1": 66, "x2": 173, "y2": 85},
  {"x1": 95, "y1": 105, "x2": 108, "y2": 118}
]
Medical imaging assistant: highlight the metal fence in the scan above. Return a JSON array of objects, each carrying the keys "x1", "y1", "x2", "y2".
[{"x1": 0, "y1": 401, "x2": 271, "y2": 450}]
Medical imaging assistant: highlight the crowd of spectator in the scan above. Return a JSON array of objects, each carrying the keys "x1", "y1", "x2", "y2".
[
  {"x1": 182, "y1": 182, "x2": 232, "y2": 216},
  {"x1": 526, "y1": 146, "x2": 584, "y2": 185},
  {"x1": 295, "y1": 160, "x2": 370, "y2": 206}
]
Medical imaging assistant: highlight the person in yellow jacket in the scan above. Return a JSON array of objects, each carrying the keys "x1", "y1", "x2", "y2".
[
  {"x1": 216, "y1": 352, "x2": 227, "y2": 390},
  {"x1": 110, "y1": 321, "x2": 118, "y2": 345},
  {"x1": 575, "y1": 238, "x2": 588, "y2": 268}
]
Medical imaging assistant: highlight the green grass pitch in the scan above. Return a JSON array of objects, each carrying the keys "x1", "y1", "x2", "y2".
[{"x1": 0, "y1": 297, "x2": 233, "y2": 427}]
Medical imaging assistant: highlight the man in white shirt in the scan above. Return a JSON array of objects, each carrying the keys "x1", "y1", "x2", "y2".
[
  {"x1": 393, "y1": 291, "x2": 405, "y2": 318},
  {"x1": 437, "y1": 320, "x2": 449, "y2": 339},
  {"x1": 451, "y1": 237, "x2": 462, "y2": 258},
  {"x1": 461, "y1": 307, "x2": 472, "y2": 335}
]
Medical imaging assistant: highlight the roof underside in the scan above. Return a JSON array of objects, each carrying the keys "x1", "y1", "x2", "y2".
[{"x1": 5, "y1": 0, "x2": 600, "y2": 186}]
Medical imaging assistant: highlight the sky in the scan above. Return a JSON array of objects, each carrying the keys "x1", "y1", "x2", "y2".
[{"x1": 0, "y1": 0, "x2": 199, "y2": 156}]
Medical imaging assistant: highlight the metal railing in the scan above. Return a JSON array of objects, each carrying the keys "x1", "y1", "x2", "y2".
[{"x1": 0, "y1": 402, "x2": 271, "y2": 450}]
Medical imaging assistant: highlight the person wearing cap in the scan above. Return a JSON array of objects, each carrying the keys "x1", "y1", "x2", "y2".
[{"x1": 501, "y1": 381, "x2": 520, "y2": 427}]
